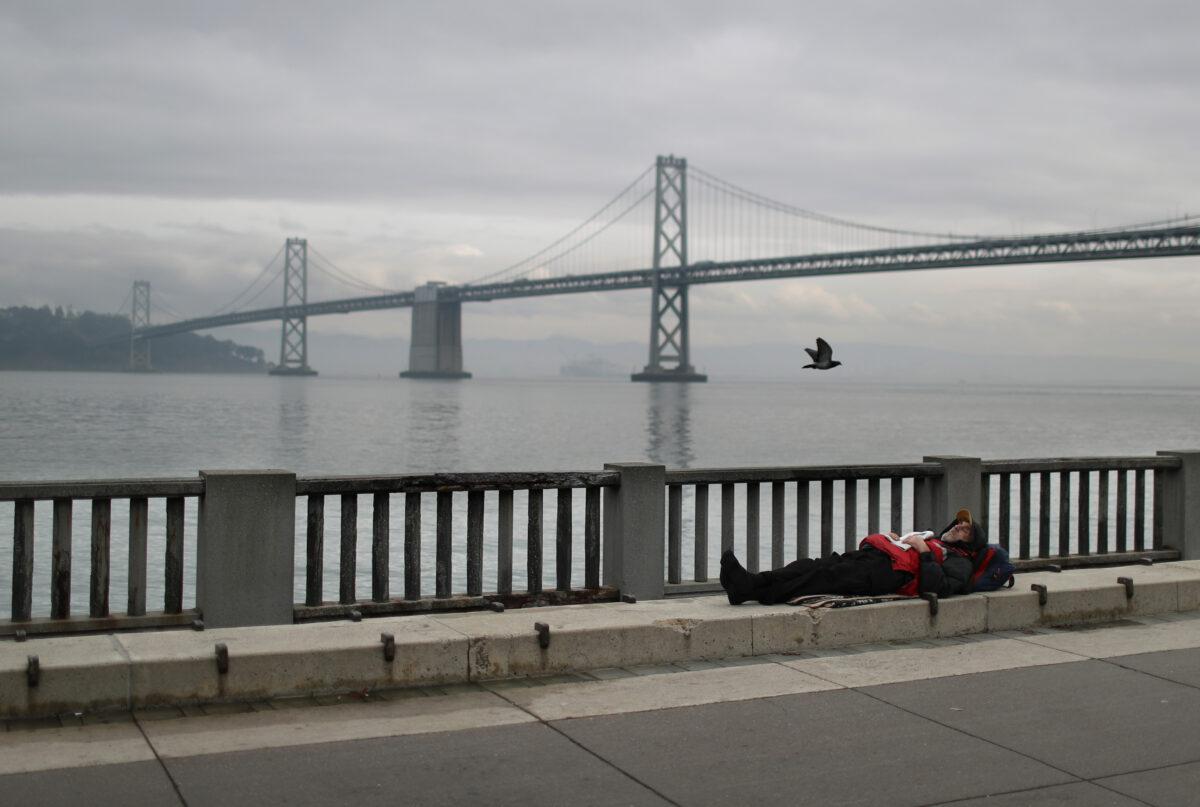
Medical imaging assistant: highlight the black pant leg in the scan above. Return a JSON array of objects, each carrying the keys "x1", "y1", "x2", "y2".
[{"x1": 755, "y1": 551, "x2": 902, "y2": 605}]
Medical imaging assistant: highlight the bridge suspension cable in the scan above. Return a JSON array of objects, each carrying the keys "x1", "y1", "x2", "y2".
[
  {"x1": 688, "y1": 165, "x2": 984, "y2": 241},
  {"x1": 466, "y1": 164, "x2": 656, "y2": 285},
  {"x1": 308, "y1": 247, "x2": 401, "y2": 294},
  {"x1": 151, "y1": 295, "x2": 190, "y2": 322},
  {"x1": 207, "y1": 244, "x2": 286, "y2": 317},
  {"x1": 113, "y1": 287, "x2": 133, "y2": 316}
]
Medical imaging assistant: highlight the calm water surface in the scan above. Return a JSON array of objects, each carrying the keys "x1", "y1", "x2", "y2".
[{"x1": 2, "y1": 371, "x2": 1198, "y2": 616}]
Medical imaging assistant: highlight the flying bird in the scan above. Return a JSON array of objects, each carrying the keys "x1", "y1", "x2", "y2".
[{"x1": 803, "y1": 337, "x2": 841, "y2": 370}]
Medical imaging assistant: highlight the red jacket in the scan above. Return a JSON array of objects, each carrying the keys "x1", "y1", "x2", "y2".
[{"x1": 859, "y1": 533, "x2": 946, "y2": 596}]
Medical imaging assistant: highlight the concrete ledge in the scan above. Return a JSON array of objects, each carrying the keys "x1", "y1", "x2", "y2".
[{"x1": 4, "y1": 561, "x2": 1200, "y2": 718}]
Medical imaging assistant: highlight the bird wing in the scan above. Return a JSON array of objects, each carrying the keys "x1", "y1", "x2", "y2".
[
  {"x1": 815, "y1": 337, "x2": 833, "y2": 362},
  {"x1": 804, "y1": 346, "x2": 819, "y2": 362}
]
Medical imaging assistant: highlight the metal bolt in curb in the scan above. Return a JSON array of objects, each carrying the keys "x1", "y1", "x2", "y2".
[
  {"x1": 381, "y1": 633, "x2": 396, "y2": 662},
  {"x1": 920, "y1": 592, "x2": 939, "y2": 617}
]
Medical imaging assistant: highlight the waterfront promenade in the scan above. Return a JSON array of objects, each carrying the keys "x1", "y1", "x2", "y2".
[{"x1": 6, "y1": 588, "x2": 1200, "y2": 805}]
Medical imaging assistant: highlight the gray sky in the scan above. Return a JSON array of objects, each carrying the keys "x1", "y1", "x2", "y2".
[{"x1": 3, "y1": 1, "x2": 1199, "y2": 368}]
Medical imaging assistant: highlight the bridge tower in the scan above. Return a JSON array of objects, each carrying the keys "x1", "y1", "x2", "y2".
[
  {"x1": 128, "y1": 280, "x2": 152, "y2": 372},
  {"x1": 632, "y1": 155, "x2": 707, "y2": 382},
  {"x1": 269, "y1": 238, "x2": 318, "y2": 376},
  {"x1": 399, "y1": 282, "x2": 472, "y2": 379}
]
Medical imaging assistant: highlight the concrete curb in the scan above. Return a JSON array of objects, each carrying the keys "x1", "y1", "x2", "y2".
[{"x1": 4, "y1": 561, "x2": 1199, "y2": 718}]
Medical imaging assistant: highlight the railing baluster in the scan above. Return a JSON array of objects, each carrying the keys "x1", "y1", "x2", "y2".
[
  {"x1": 498, "y1": 490, "x2": 514, "y2": 594},
  {"x1": 771, "y1": 481, "x2": 785, "y2": 569},
  {"x1": 1153, "y1": 470, "x2": 1164, "y2": 549},
  {"x1": 1097, "y1": 470, "x2": 1110, "y2": 554},
  {"x1": 980, "y1": 473, "x2": 990, "y2": 535},
  {"x1": 1116, "y1": 470, "x2": 1128, "y2": 552},
  {"x1": 90, "y1": 497, "x2": 111, "y2": 618},
  {"x1": 1078, "y1": 471, "x2": 1091, "y2": 555},
  {"x1": 306, "y1": 495, "x2": 324, "y2": 606},
  {"x1": 1037, "y1": 472, "x2": 1051, "y2": 559},
  {"x1": 1018, "y1": 474, "x2": 1030, "y2": 558},
  {"x1": 843, "y1": 480, "x2": 857, "y2": 552},
  {"x1": 51, "y1": 498, "x2": 72, "y2": 619},
  {"x1": 1134, "y1": 469, "x2": 1146, "y2": 550},
  {"x1": 373, "y1": 492, "x2": 390, "y2": 602},
  {"x1": 720, "y1": 483, "x2": 735, "y2": 553},
  {"x1": 890, "y1": 478, "x2": 903, "y2": 533},
  {"x1": 797, "y1": 481, "x2": 810, "y2": 560},
  {"x1": 555, "y1": 488, "x2": 572, "y2": 592},
  {"x1": 467, "y1": 490, "x2": 484, "y2": 596},
  {"x1": 867, "y1": 478, "x2": 880, "y2": 536},
  {"x1": 694, "y1": 484, "x2": 709, "y2": 581},
  {"x1": 667, "y1": 484, "x2": 682, "y2": 583},
  {"x1": 746, "y1": 482, "x2": 760, "y2": 573},
  {"x1": 165, "y1": 496, "x2": 184, "y2": 614},
  {"x1": 1058, "y1": 472, "x2": 1072, "y2": 555},
  {"x1": 585, "y1": 486, "x2": 600, "y2": 588},
  {"x1": 527, "y1": 489, "x2": 542, "y2": 595},
  {"x1": 999, "y1": 473, "x2": 1011, "y2": 551},
  {"x1": 436, "y1": 491, "x2": 453, "y2": 598},
  {"x1": 128, "y1": 496, "x2": 148, "y2": 616},
  {"x1": 340, "y1": 493, "x2": 357, "y2": 604},
  {"x1": 404, "y1": 491, "x2": 421, "y2": 600},
  {"x1": 12, "y1": 499, "x2": 34, "y2": 621},
  {"x1": 820, "y1": 480, "x2": 834, "y2": 556}
]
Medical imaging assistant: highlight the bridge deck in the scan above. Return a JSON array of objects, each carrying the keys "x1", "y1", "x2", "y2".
[{"x1": 135, "y1": 223, "x2": 1200, "y2": 340}]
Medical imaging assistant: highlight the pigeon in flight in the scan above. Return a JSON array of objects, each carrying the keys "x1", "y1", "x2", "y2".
[{"x1": 803, "y1": 337, "x2": 841, "y2": 370}]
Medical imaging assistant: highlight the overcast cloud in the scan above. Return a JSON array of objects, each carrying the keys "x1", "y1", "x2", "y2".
[{"x1": 2, "y1": 1, "x2": 1199, "y2": 369}]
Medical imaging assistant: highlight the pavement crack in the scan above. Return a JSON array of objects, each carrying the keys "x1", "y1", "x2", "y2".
[
  {"x1": 852, "y1": 684, "x2": 1086, "y2": 791},
  {"x1": 132, "y1": 714, "x2": 190, "y2": 807},
  {"x1": 1097, "y1": 654, "x2": 1200, "y2": 692},
  {"x1": 485, "y1": 685, "x2": 683, "y2": 807}
]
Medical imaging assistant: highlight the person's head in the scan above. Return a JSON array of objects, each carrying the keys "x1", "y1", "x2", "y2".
[
  {"x1": 942, "y1": 522, "x2": 973, "y2": 544},
  {"x1": 942, "y1": 507, "x2": 986, "y2": 549}
]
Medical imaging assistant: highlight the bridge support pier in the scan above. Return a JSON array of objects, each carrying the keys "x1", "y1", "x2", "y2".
[
  {"x1": 269, "y1": 238, "x2": 318, "y2": 377},
  {"x1": 400, "y1": 282, "x2": 472, "y2": 379},
  {"x1": 633, "y1": 155, "x2": 706, "y2": 383}
]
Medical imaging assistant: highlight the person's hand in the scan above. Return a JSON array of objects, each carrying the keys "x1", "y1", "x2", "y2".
[
  {"x1": 906, "y1": 535, "x2": 929, "y2": 553},
  {"x1": 888, "y1": 531, "x2": 901, "y2": 540}
]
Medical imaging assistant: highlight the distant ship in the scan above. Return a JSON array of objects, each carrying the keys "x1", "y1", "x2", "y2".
[{"x1": 559, "y1": 354, "x2": 625, "y2": 378}]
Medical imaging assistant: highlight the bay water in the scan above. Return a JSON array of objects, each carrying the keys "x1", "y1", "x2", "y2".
[{"x1": 2, "y1": 371, "x2": 1198, "y2": 617}]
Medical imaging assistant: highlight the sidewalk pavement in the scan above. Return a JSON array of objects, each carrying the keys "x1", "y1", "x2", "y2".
[
  {"x1": 6, "y1": 610, "x2": 1200, "y2": 806},
  {"x1": 8, "y1": 561, "x2": 1200, "y2": 720}
]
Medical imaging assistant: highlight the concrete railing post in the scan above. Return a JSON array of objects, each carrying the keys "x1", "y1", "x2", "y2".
[
  {"x1": 197, "y1": 470, "x2": 297, "y2": 628},
  {"x1": 922, "y1": 456, "x2": 982, "y2": 531},
  {"x1": 1157, "y1": 451, "x2": 1200, "y2": 559},
  {"x1": 602, "y1": 462, "x2": 666, "y2": 601}
]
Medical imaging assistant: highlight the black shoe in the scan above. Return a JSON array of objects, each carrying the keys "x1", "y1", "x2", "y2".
[{"x1": 720, "y1": 551, "x2": 753, "y2": 605}]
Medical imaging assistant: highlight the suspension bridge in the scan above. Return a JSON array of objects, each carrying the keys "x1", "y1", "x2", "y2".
[{"x1": 121, "y1": 155, "x2": 1200, "y2": 380}]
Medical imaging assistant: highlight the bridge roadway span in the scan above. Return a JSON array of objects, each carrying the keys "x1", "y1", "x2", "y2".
[{"x1": 137, "y1": 222, "x2": 1200, "y2": 340}]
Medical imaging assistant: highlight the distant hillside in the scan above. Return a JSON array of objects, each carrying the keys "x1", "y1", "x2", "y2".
[{"x1": 0, "y1": 306, "x2": 266, "y2": 373}]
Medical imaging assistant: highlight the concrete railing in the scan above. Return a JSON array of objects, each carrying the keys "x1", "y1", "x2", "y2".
[{"x1": 3, "y1": 452, "x2": 1199, "y2": 635}]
